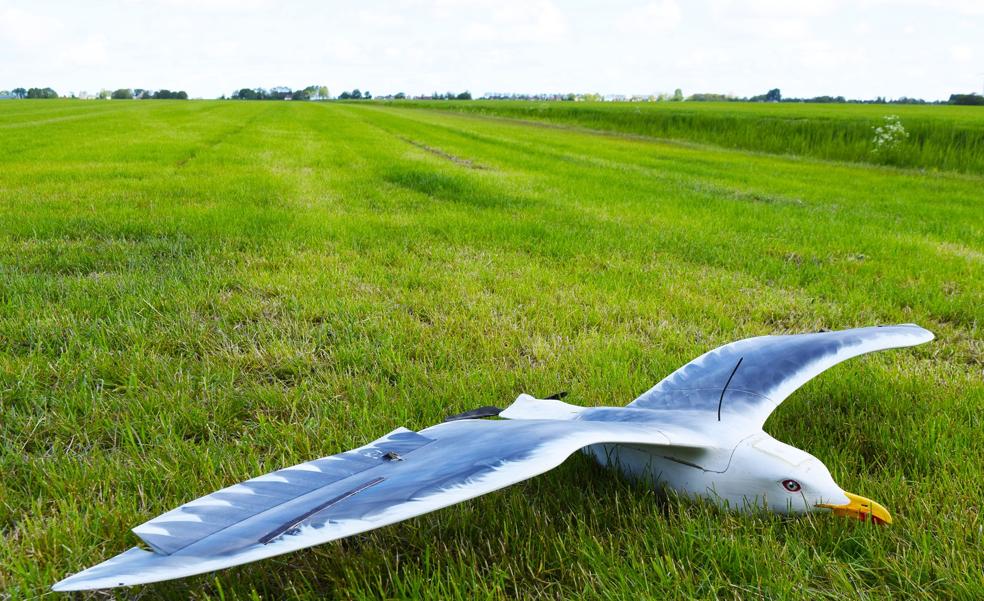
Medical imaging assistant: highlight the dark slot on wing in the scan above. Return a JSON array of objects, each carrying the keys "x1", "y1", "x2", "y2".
[
  {"x1": 444, "y1": 406, "x2": 503, "y2": 421},
  {"x1": 259, "y1": 477, "x2": 386, "y2": 544},
  {"x1": 717, "y1": 357, "x2": 743, "y2": 422}
]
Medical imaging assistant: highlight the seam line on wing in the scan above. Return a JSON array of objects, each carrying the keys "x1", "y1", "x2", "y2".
[{"x1": 259, "y1": 477, "x2": 386, "y2": 544}]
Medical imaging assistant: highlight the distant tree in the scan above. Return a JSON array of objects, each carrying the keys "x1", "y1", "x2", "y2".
[
  {"x1": 394, "y1": 92, "x2": 406, "y2": 99},
  {"x1": 97, "y1": 89, "x2": 110, "y2": 99},
  {"x1": 804, "y1": 95, "x2": 847, "y2": 103},
  {"x1": 318, "y1": 85, "x2": 329, "y2": 99},
  {"x1": 111, "y1": 88, "x2": 132, "y2": 99},
  {"x1": 293, "y1": 88, "x2": 311, "y2": 101},
  {"x1": 12, "y1": 87, "x2": 27, "y2": 99},
  {"x1": 765, "y1": 88, "x2": 781, "y2": 102},
  {"x1": 151, "y1": 89, "x2": 186, "y2": 99},
  {"x1": 133, "y1": 88, "x2": 146, "y2": 98},
  {"x1": 351, "y1": 89, "x2": 363, "y2": 99},
  {"x1": 268, "y1": 86, "x2": 292, "y2": 100},
  {"x1": 949, "y1": 93, "x2": 984, "y2": 106},
  {"x1": 339, "y1": 91, "x2": 352, "y2": 99},
  {"x1": 688, "y1": 93, "x2": 734, "y2": 102},
  {"x1": 27, "y1": 87, "x2": 58, "y2": 98},
  {"x1": 672, "y1": 88, "x2": 684, "y2": 101},
  {"x1": 456, "y1": 91, "x2": 472, "y2": 100},
  {"x1": 364, "y1": 90, "x2": 372, "y2": 99}
]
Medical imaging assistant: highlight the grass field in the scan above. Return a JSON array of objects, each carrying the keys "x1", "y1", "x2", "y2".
[
  {"x1": 1, "y1": 99, "x2": 981, "y2": 599},
  {"x1": 391, "y1": 100, "x2": 984, "y2": 174}
]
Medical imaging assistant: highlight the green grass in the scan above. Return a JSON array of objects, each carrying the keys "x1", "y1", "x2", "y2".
[
  {"x1": 389, "y1": 100, "x2": 984, "y2": 174},
  {"x1": 1, "y1": 99, "x2": 982, "y2": 600}
]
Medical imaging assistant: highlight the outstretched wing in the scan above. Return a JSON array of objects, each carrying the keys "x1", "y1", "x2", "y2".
[
  {"x1": 629, "y1": 324, "x2": 933, "y2": 425},
  {"x1": 55, "y1": 418, "x2": 698, "y2": 591}
]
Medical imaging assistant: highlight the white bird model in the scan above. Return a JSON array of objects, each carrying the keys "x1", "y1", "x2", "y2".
[{"x1": 54, "y1": 324, "x2": 933, "y2": 591}]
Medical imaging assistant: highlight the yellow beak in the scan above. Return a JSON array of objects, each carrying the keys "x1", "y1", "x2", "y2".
[{"x1": 817, "y1": 491, "x2": 892, "y2": 525}]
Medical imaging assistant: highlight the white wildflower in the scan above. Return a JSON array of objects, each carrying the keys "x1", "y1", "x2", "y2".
[{"x1": 871, "y1": 115, "x2": 909, "y2": 153}]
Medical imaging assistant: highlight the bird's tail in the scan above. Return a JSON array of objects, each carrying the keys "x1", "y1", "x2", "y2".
[{"x1": 499, "y1": 393, "x2": 585, "y2": 421}]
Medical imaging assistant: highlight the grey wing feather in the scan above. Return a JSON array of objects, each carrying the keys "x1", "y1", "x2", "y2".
[
  {"x1": 54, "y1": 418, "x2": 698, "y2": 591},
  {"x1": 629, "y1": 324, "x2": 933, "y2": 425},
  {"x1": 133, "y1": 428, "x2": 433, "y2": 555}
]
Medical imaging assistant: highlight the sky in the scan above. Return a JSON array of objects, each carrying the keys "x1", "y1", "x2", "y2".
[{"x1": 1, "y1": 0, "x2": 982, "y2": 100}]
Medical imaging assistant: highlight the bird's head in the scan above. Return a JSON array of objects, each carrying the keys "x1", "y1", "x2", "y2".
[{"x1": 725, "y1": 434, "x2": 892, "y2": 524}]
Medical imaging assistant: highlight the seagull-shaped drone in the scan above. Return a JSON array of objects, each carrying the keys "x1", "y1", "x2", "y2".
[{"x1": 54, "y1": 324, "x2": 932, "y2": 591}]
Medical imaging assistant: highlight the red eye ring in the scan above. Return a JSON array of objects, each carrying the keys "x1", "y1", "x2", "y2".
[{"x1": 782, "y1": 479, "x2": 802, "y2": 492}]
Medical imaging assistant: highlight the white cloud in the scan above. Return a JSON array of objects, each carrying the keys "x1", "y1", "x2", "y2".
[
  {"x1": 0, "y1": 6, "x2": 63, "y2": 46},
  {"x1": 616, "y1": 1, "x2": 682, "y2": 33},
  {"x1": 710, "y1": 0, "x2": 840, "y2": 19},
  {"x1": 930, "y1": 0, "x2": 984, "y2": 16},
  {"x1": 462, "y1": 0, "x2": 568, "y2": 43},
  {"x1": 949, "y1": 44, "x2": 973, "y2": 62},
  {"x1": 0, "y1": 0, "x2": 981, "y2": 99},
  {"x1": 60, "y1": 35, "x2": 109, "y2": 67}
]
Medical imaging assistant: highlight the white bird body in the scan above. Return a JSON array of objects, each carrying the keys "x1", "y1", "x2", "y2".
[
  {"x1": 53, "y1": 324, "x2": 933, "y2": 592},
  {"x1": 587, "y1": 433, "x2": 849, "y2": 514},
  {"x1": 504, "y1": 398, "x2": 848, "y2": 514}
]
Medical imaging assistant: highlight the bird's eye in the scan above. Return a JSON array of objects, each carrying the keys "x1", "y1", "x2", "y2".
[{"x1": 781, "y1": 479, "x2": 802, "y2": 492}]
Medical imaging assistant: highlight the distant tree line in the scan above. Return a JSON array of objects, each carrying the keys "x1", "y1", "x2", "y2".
[
  {"x1": 480, "y1": 89, "x2": 683, "y2": 102},
  {"x1": 369, "y1": 91, "x2": 472, "y2": 100},
  {"x1": 0, "y1": 87, "x2": 59, "y2": 99},
  {"x1": 28, "y1": 87, "x2": 59, "y2": 98},
  {"x1": 359, "y1": 91, "x2": 472, "y2": 100},
  {"x1": 4, "y1": 84, "x2": 982, "y2": 105},
  {"x1": 484, "y1": 92, "x2": 588, "y2": 101},
  {"x1": 748, "y1": 88, "x2": 783, "y2": 102},
  {"x1": 0, "y1": 87, "x2": 190, "y2": 100},
  {"x1": 230, "y1": 85, "x2": 329, "y2": 100},
  {"x1": 338, "y1": 89, "x2": 371, "y2": 100},
  {"x1": 106, "y1": 88, "x2": 188, "y2": 100},
  {"x1": 948, "y1": 93, "x2": 984, "y2": 106},
  {"x1": 424, "y1": 91, "x2": 473, "y2": 100},
  {"x1": 468, "y1": 88, "x2": 981, "y2": 105},
  {"x1": 681, "y1": 88, "x2": 976, "y2": 105}
]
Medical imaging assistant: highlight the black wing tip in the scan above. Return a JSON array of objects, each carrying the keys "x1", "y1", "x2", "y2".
[{"x1": 444, "y1": 406, "x2": 503, "y2": 422}]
